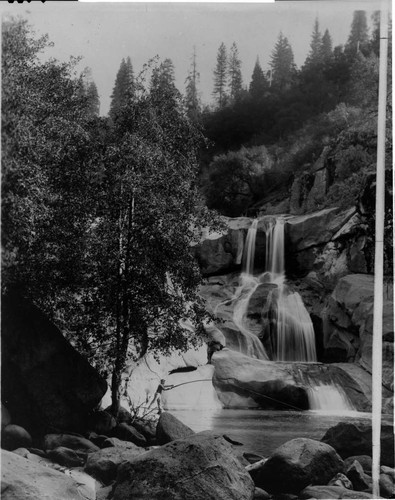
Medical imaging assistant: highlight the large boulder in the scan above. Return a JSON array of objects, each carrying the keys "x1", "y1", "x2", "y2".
[
  {"x1": 156, "y1": 412, "x2": 195, "y2": 445},
  {"x1": 212, "y1": 349, "x2": 370, "y2": 411},
  {"x1": 1, "y1": 293, "x2": 107, "y2": 436},
  {"x1": 112, "y1": 422, "x2": 147, "y2": 447},
  {"x1": 321, "y1": 421, "x2": 394, "y2": 467},
  {"x1": 253, "y1": 438, "x2": 344, "y2": 494},
  {"x1": 1, "y1": 424, "x2": 32, "y2": 451},
  {"x1": 84, "y1": 445, "x2": 146, "y2": 485},
  {"x1": 1, "y1": 449, "x2": 82, "y2": 499},
  {"x1": 112, "y1": 432, "x2": 255, "y2": 499}
]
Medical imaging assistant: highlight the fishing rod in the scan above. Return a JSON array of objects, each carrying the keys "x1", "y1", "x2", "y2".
[{"x1": 168, "y1": 378, "x2": 303, "y2": 411}]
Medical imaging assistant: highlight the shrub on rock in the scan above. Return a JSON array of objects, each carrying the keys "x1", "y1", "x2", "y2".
[
  {"x1": 254, "y1": 437, "x2": 344, "y2": 494},
  {"x1": 321, "y1": 422, "x2": 394, "y2": 467},
  {"x1": 112, "y1": 432, "x2": 255, "y2": 499},
  {"x1": 2, "y1": 424, "x2": 32, "y2": 451},
  {"x1": 156, "y1": 412, "x2": 194, "y2": 445}
]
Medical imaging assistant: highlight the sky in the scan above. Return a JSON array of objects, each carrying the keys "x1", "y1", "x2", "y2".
[{"x1": 3, "y1": 0, "x2": 385, "y2": 116}]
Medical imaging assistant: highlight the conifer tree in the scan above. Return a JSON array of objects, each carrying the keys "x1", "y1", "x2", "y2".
[
  {"x1": 321, "y1": 29, "x2": 334, "y2": 63},
  {"x1": 109, "y1": 57, "x2": 134, "y2": 122},
  {"x1": 85, "y1": 81, "x2": 100, "y2": 117},
  {"x1": 269, "y1": 32, "x2": 297, "y2": 91},
  {"x1": 184, "y1": 47, "x2": 200, "y2": 121},
  {"x1": 228, "y1": 42, "x2": 243, "y2": 102},
  {"x1": 346, "y1": 10, "x2": 369, "y2": 56},
  {"x1": 151, "y1": 58, "x2": 176, "y2": 92},
  {"x1": 213, "y1": 42, "x2": 228, "y2": 108},
  {"x1": 249, "y1": 57, "x2": 268, "y2": 99},
  {"x1": 304, "y1": 18, "x2": 323, "y2": 67}
]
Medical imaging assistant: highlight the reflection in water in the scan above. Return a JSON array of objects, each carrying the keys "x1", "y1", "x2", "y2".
[{"x1": 171, "y1": 409, "x2": 381, "y2": 457}]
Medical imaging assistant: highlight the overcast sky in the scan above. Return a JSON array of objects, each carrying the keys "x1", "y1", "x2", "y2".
[{"x1": 3, "y1": 0, "x2": 384, "y2": 115}]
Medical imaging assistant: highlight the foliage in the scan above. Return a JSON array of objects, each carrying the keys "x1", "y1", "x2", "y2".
[
  {"x1": 269, "y1": 32, "x2": 297, "y2": 91},
  {"x1": 249, "y1": 57, "x2": 269, "y2": 99},
  {"x1": 2, "y1": 19, "x2": 221, "y2": 417},
  {"x1": 109, "y1": 57, "x2": 134, "y2": 123},
  {"x1": 203, "y1": 146, "x2": 273, "y2": 215}
]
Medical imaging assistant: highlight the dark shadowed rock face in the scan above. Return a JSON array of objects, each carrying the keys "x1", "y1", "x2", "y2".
[
  {"x1": 156, "y1": 411, "x2": 195, "y2": 445},
  {"x1": 1, "y1": 424, "x2": 32, "y2": 451},
  {"x1": 321, "y1": 422, "x2": 394, "y2": 467},
  {"x1": 1, "y1": 293, "x2": 107, "y2": 436},
  {"x1": 112, "y1": 432, "x2": 255, "y2": 500},
  {"x1": 254, "y1": 438, "x2": 344, "y2": 494}
]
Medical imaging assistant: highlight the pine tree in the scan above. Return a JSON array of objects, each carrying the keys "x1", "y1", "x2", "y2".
[
  {"x1": 213, "y1": 42, "x2": 228, "y2": 108},
  {"x1": 249, "y1": 57, "x2": 268, "y2": 99},
  {"x1": 109, "y1": 57, "x2": 134, "y2": 122},
  {"x1": 321, "y1": 29, "x2": 334, "y2": 63},
  {"x1": 185, "y1": 47, "x2": 201, "y2": 121},
  {"x1": 85, "y1": 81, "x2": 100, "y2": 117},
  {"x1": 270, "y1": 32, "x2": 297, "y2": 91},
  {"x1": 151, "y1": 58, "x2": 176, "y2": 92},
  {"x1": 346, "y1": 10, "x2": 369, "y2": 56},
  {"x1": 304, "y1": 19, "x2": 323, "y2": 67},
  {"x1": 228, "y1": 42, "x2": 243, "y2": 102}
]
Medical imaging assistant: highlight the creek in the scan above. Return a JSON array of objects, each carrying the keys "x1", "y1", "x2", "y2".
[{"x1": 171, "y1": 409, "x2": 391, "y2": 457}]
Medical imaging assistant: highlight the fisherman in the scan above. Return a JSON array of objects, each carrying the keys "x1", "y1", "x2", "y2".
[
  {"x1": 207, "y1": 340, "x2": 224, "y2": 363},
  {"x1": 150, "y1": 379, "x2": 174, "y2": 414}
]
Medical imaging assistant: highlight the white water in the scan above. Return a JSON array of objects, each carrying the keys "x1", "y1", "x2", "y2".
[
  {"x1": 308, "y1": 383, "x2": 356, "y2": 412},
  {"x1": 231, "y1": 217, "x2": 317, "y2": 362}
]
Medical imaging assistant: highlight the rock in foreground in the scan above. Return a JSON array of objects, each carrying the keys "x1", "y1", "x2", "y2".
[
  {"x1": 112, "y1": 432, "x2": 255, "y2": 500},
  {"x1": 254, "y1": 437, "x2": 344, "y2": 494},
  {"x1": 1, "y1": 449, "x2": 82, "y2": 500}
]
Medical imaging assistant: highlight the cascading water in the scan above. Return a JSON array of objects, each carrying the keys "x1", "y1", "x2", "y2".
[{"x1": 307, "y1": 383, "x2": 355, "y2": 412}]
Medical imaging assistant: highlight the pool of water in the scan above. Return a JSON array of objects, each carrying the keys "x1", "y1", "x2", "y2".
[{"x1": 171, "y1": 409, "x2": 391, "y2": 457}]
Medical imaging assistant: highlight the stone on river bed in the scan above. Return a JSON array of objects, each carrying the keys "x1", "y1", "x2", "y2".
[
  {"x1": 253, "y1": 437, "x2": 344, "y2": 494},
  {"x1": 112, "y1": 432, "x2": 255, "y2": 500},
  {"x1": 299, "y1": 485, "x2": 381, "y2": 499}
]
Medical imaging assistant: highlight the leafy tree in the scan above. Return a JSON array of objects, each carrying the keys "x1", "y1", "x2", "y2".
[
  {"x1": 213, "y1": 42, "x2": 228, "y2": 108},
  {"x1": 184, "y1": 47, "x2": 201, "y2": 121},
  {"x1": 269, "y1": 32, "x2": 297, "y2": 91},
  {"x1": 228, "y1": 42, "x2": 243, "y2": 102},
  {"x1": 249, "y1": 57, "x2": 269, "y2": 99},
  {"x1": 109, "y1": 57, "x2": 134, "y2": 123},
  {"x1": 151, "y1": 57, "x2": 176, "y2": 92}
]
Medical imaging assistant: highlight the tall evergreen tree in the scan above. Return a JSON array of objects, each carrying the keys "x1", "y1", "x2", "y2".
[
  {"x1": 184, "y1": 47, "x2": 201, "y2": 121},
  {"x1": 85, "y1": 81, "x2": 100, "y2": 118},
  {"x1": 304, "y1": 19, "x2": 323, "y2": 68},
  {"x1": 109, "y1": 57, "x2": 134, "y2": 122},
  {"x1": 321, "y1": 29, "x2": 334, "y2": 63},
  {"x1": 346, "y1": 10, "x2": 369, "y2": 56},
  {"x1": 269, "y1": 32, "x2": 297, "y2": 91},
  {"x1": 151, "y1": 58, "x2": 176, "y2": 92},
  {"x1": 213, "y1": 42, "x2": 228, "y2": 108},
  {"x1": 249, "y1": 57, "x2": 269, "y2": 99},
  {"x1": 228, "y1": 42, "x2": 243, "y2": 102}
]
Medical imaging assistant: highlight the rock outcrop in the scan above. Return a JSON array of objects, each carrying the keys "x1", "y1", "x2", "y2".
[
  {"x1": 323, "y1": 274, "x2": 394, "y2": 397},
  {"x1": 112, "y1": 432, "x2": 255, "y2": 500},
  {"x1": 156, "y1": 412, "x2": 195, "y2": 445},
  {"x1": 1, "y1": 293, "x2": 107, "y2": 436},
  {"x1": 211, "y1": 349, "x2": 371, "y2": 411}
]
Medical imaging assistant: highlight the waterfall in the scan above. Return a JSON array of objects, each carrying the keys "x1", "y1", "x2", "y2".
[
  {"x1": 307, "y1": 383, "x2": 355, "y2": 412},
  {"x1": 243, "y1": 219, "x2": 258, "y2": 275}
]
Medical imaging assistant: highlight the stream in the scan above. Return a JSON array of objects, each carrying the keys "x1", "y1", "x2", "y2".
[{"x1": 171, "y1": 409, "x2": 391, "y2": 457}]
